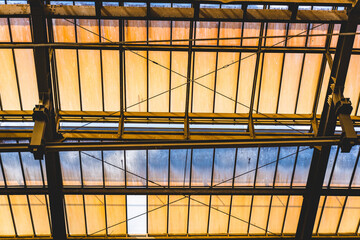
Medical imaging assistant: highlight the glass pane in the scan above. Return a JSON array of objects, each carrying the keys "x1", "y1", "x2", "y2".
[
  {"x1": 103, "y1": 150, "x2": 125, "y2": 187},
  {"x1": 106, "y1": 195, "x2": 126, "y2": 236},
  {"x1": 170, "y1": 149, "x2": 191, "y2": 187},
  {"x1": 168, "y1": 195, "x2": 188, "y2": 234},
  {"x1": 191, "y1": 149, "x2": 213, "y2": 187},
  {"x1": 64, "y1": 195, "x2": 86, "y2": 236},
  {"x1": 283, "y1": 196, "x2": 303, "y2": 234},
  {"x1": 148, "y1": 150, "x2": 168, "y2": 187},
  {"x1": 127, "y1": 195, "x2": 147, "y2": 234},
  {"x1": 229, "y1": 195, "x2": 252, "y2": 234},
  {"x1": 208, "y1": 195, "x2": 231, "y2": 234},
  {"x1": 323, "y1": 146, "x2": 338, "y2": 187},
  {"x1": 212, "y1": 148, "x2": 236, "y2": 187},
  {"x1": 256, "y1": 147, "x2": 278, "y2": 187},
  {"x1": 292, "y1": 147, "x2": 313, "y2": 187},
  {"x1": 60, "y1": 151, "x2": 82, "y2": 186},
  {"x1": 126, "y1": 150, "x2": 146, "y2": 187},
  {"x1": 234, "y1": 148, "x2": 258, "y2": 186},
  {"x1": 330, "y1": 145, "x2": 359, "y2": 187},
  {"x1": 20, "y1": 152, "x2": 43, "y2": 186},
  {"x1": 1, "y1": 152, "x2": 24, "y2": 186},
  {"x1": 188, "y1": 195, "x2": 210, "y2": 234},
  {"x1": 84, "y1": 195, "x2": 106, "y2": 236},
  {"x1": 10, "y1": 195, "x2": 33, "y2": 236},
  {"x1": 275, "y1": 147, "x2": 297, "y2": 187},
  {"x1": 81, "y1": 151, "x2": 103, "y2": 186},
  {"x1": 148, "y1": 195, "x2": 167, "y2": 234},
  {"x1": 318, "y1": 196, "x2": 345, "y2": 234},
  {"x1": 313, "y1": 196, "x2": 325, "y2": 234},
  {"x1": 267, "y1": 196, "x2": 288, "y2": 234},
  {"x1": 29, "y1": 195, "x2": 51, "y2": 236},
  {"x1": 249, "y1": 195, "x2": 271, "y2": 234},
  {"x1": 338, "y1": 196, "x2": 360, "y2": 234},
  {"x1": 0, "y1": 195, "x2": 15, "y2": 236}
]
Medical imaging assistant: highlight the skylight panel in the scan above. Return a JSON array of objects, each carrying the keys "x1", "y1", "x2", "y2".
[{"x1": 127, "y1": 195, "x2": 147, "y2": 235}]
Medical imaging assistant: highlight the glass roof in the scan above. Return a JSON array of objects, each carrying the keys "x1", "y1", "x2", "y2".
[{"x1": 0, "y1": 1, "x2": 360, "y2": 239}]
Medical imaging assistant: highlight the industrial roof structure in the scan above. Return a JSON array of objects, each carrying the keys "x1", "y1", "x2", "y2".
[{"x1": 0, "y1": 0, "x2": 360, "y2": 239}]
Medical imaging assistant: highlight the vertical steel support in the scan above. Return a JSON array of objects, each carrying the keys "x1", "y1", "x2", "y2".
[
  {"x1": 295, "y1": 2, "x2": 360, "y2": 239},
  {"x1": 29, "y1": 1, "x2": 67, "y2": 239}
]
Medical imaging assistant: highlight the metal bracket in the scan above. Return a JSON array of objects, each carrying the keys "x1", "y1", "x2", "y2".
[
  {"x1": 29, "y1": 103, "x2": 49, "y2": 160},
  {"x1": 330, "y1": 81, "x2": 357, "y2": 152}
]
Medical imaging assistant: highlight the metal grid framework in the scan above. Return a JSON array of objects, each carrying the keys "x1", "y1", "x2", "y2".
[{"x1": 0, "y1": 0, "x2": 360, "y2": 240}]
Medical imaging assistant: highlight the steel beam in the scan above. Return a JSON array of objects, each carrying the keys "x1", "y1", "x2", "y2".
[
  {"x1": 29, "y1": 1, "x2": 67, "y2": 239},
  {"x1": 295, "y1": 2, "x2": 360, "y2": 239},
  {"x1": 0, "y1": 4, "x2": 349, "y2": 23}
]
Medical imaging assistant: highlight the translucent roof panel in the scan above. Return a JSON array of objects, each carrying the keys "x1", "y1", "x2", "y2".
[
  {"x1": 59, "y1": 146, "x2": 313, "y2": 188},
  {"x1": 50, "y1": 19, "x2": 339, "y2": 115},
  {"x1": 62, "y1": 194, "x2": 305, "y2": 236},
  {"x1": 0, "y1": 151, "x2": 47, "y2": 187},
  {"x1": 0, "y1": 18, "x2": 39, "y2": 111},
  {"x1": 323, "y1": 145, "x2": 360, "y2": 188},
  {"x1": 0, "y1": 195, "x2": 51, "y2": 237}
]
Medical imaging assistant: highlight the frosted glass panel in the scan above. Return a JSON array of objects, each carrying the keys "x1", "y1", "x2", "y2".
[
  {"x1": 60, "y1": 151, "x2": 81, "y2": 186},
  {"x1": 148, "y1": 150, "x2": 168, "y2": 187},
  {"x1": 126, "y1": 150, "x2": 146, "y2": 187},
  {"x1": 275, "y1": 147, "x2": 297, "y2": 186},
  {"x1": 103, "y1": 151, "x2": 125, "y2": 187},
  {"x1": 212, "y1": 148, "x2": 236, "y2": 187},
  {"x1": 256, "y1": 147, "x2": 278, "y2": 187},
  {"x1": 292, "y1": 147, "x2": 313, "y2": 187},
  {"x1": 191, "y1": 149, "x2": 213, "y2": 187},
  {"x1": 84, "y1": 195, "x2": 106, "y2": 236},
  {"x1": 81, "y1": 151, "x2": 103, "y2": 186},
  {"x1": 170, "y1": 149, "x2": 191, "y2": 187},
  {"x1": 127, "y1": 195, "x2": 147, "y2": 234},
  {"x1": 234, "y1": 148, "x2": 258, "y2": 186},
  {"x1": 1, "y1": 152, "x2": 24, "y2": 186},
  {"x1": 249, "y1": 195, "x2": 271, "y2": 234}
]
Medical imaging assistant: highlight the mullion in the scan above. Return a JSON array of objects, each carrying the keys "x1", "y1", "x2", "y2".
[
  {"x1": 272, "y1": 147, "x2": 281, "y2": 187},
  {"x1": 290, "y1": 147, "x2": 300, "y2": 187},
  {"x1": 146, "y1": 17, "x2": 149, "y2": 112},
  {"x1": 327, "y1": 146, "x2": 340, "y2": 188},
  {"x1": 190, "y1": 21, "x2": 197, "y2": 114},
  {"x1": 275, "y1": 23, "x2": 290, "y2": 114},
  {"x1": 247, "y1": 195, "x2": 254, "y2": 235},
  {"x1": 211, "y1": 21, "x2": 221, "y2": 114},
  {"x1": 265, "y1": 195, "x2": 273, "y2": 235},
  {"x1": 253, "y1": 147, "x2": 261, "y2": 187},
  {"x1": 233, "y1": 20, "x2": 245, "y2": 114},
  {"x1": 335, "y1": 195, "x2": 348, "y2": 234},
  {"x1": 44, "y1": 195, "x2": 52, "y2": 236},
  {"x1": 186, "y1": 149, "x2": 193, "y2": 235},
  {"x1": 146, "y1": 150, "x2": 148, "y2": 235},
  {"x1": 255, "y1": 23, "x2": 268, "y2": 113},
  {"x1": 103, "y1": 194, "x2": 108, "y2": 237},
  {"x1": 98, "y1": 18, "x2": 105, "y2": 112},
  {"x1": 166, "y1": 149, "x2": 170, "y2": 235},
  {"x1": 168, "y1": 18, "x2": 173, "y2": 113},
  {"x1": 7, "y1": 17, "x2": 23, "y2": 111},
  {"x1": 294, "y1": 23, "x2": 311, "y2": 114},
  {"x1": 18, "y1": 150, "x2": 36, "y2": 236},
  {"x1": 315, "y1": 195, "x2": 327, "y2": 235},
  {"x1": 280, "y1": 195, "x2": 290, "y2": 235},
  {"x1": 207, "y1": 148, "x2": 216, "y2": 234},
  {"x1": 74, "y1": 18, "x2": 83, "y2": 111},
  {"x1": 0, "y1": 154, "x2": 18, "y2": 237}
]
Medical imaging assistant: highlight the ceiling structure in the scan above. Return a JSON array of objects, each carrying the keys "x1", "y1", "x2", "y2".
[{"x1": 0, "y1": 0, "x2": 360, "y2": 240}]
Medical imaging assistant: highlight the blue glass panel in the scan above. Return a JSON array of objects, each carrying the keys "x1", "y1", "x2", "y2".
[
  {"x1": 20, "y1": 152, "x2": 43, "y2": 186},
  {"x1": 255, "y1": 147, "x2": 278, "y2": 187},
  {"x1": 81, "y1": 151, "x2": 103, "y2": 186},
  {"x1": 212, "y1": 148, "x2": 236, "y2": 187},
  {"x1": 148, "y1": 149, "x2": 169, "y2": 187},
  {"x1": 103, "y1": 150, "x2": 125, "y2": 187},
  {"x1": 323, "y1": 145, "x2": 338, "y2": 186},
  {"x1": 126, "y1": 150, "x2": 146, "y2": 187},
  {"x1": 351, "y1": 153, "x2": 360, "y2": 187},
  {"x1": 170, "y1": 149, "x2": 191, "y2": 187},
  {"x1": 330, "y1": 145, "x2": 359, "y2": 187},
  {"x1": 191, "y1": 148, "x2": 213, "y2": 187},
  {"x1": 274, "y1": 147, "x2": 297, "y2": 187},
  {"x1": 74, "y1": 1, "x2": 94, "y2": 6},
  {"x1": 124, "y1": 2, "x2": 146, "y2": 7},
  {"x1": 60, "y1": 151, "x2": 82, "y2": 186},
  {"x1": 50, "y1": 1, "x2": 73, "y2": 5},
  {"x1": 234, "y1": 148, "x2": 258, "y2": 186},
  {"x1": 150, "y1": 3, "x2": 171, "y2": 7},
  {"x1": 1, "y1": 152, "x2": 24, "y2": 186},
  {"x1": 292, "y1": 147, "x2": 313, "y2": 187}
]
